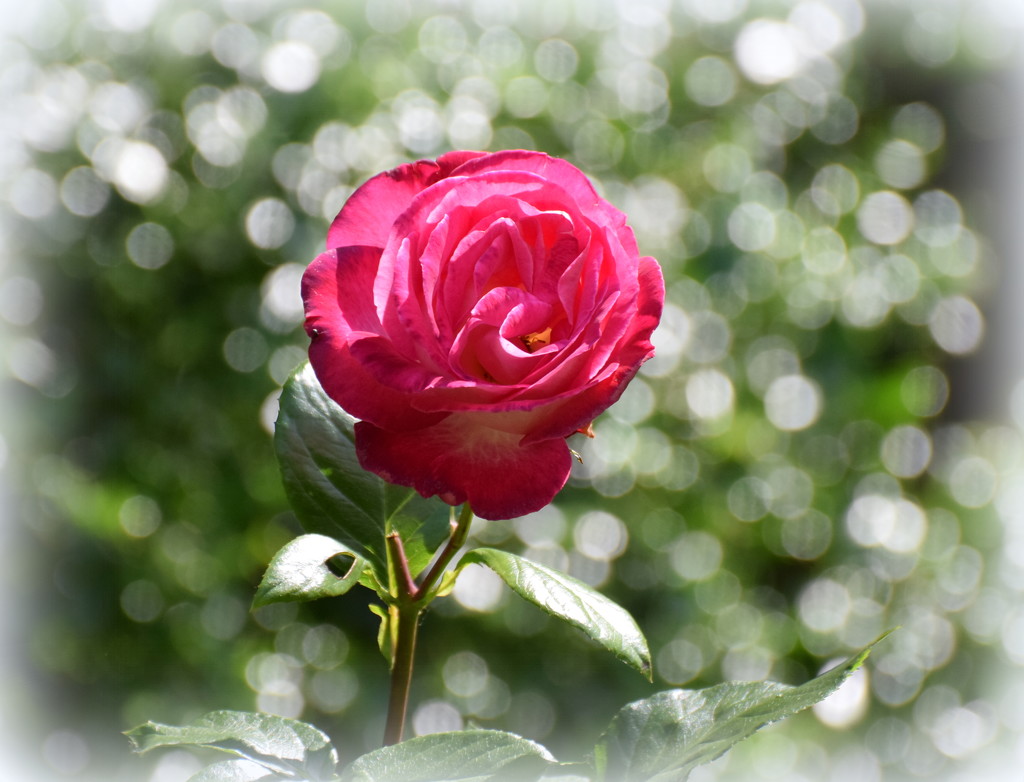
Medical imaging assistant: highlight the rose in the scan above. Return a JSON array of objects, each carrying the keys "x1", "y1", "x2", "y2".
[{"x1": 302, "y1": 150, "x2": 663, "y2": 520}]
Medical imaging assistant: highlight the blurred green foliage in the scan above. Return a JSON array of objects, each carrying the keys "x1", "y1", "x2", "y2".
[{"x1": 1, "y1": 1, "x2": 1021, "y2": 780}]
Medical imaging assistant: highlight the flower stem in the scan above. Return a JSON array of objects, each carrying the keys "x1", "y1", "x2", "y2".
[
  {"x1": 381, "y1": 504, "x2": 475, "y2": 746},
  {"x1": 382, "y1": 602, "x2": 420, "y2": 746}
]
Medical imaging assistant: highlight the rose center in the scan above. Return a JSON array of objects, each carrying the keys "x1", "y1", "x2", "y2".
[{"x1": 520, "y1": 327, "x2": 552, "y2": 353}]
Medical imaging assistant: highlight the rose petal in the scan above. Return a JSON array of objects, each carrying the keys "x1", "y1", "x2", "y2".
[
  {"x1": 449, "y1": 150, "x2": 622, "y2": 227},
  {"x1": 327, "y1": 151, "x2": 487, "y2": 250},
  {"x1": 386, "y1": 170, "x2": 583, "y2": 260},
  {"x1": 355, "y1": 416, "x2": 574, "y2": 520},
  {"x1": 449, "y1": 288, "x2": 556, "y2": 385},
  {"x1": 522, "y1": 254, "x2": 664, "y2": 441},
  {"x1": 303, "y1": 247, "x2": 381, "y2": 336},
  {"x1": 308, "y1": 333, "x2": 445, "y2": 431},
  {"x1": 441, "y1": 217, "x2": 527, "y2": 333},
  {"x1": 377, "y1": 233, "x2": 456, "y2": 374},
  {"x1": 520, "y1": 363, "x2": 641, "y2": 444},
  {"x1": 409, "y1": 245, "x2": 657, "y2": 413},
  {"x1": 439, "y1": 206, "x2": 571, "y2": 331},
  {"x1": 633, "y1": 255, "x2": 666, "y2": 339},
  {"x1": 303, "y1": 246, "x2": 443, "y2": 430},
  {"x1": 376, "y1": 176, "x2": 589, "y2": 373},
  {"x1": 410, "y1": 348, "x2": 600, "y2": 413},
  {"x1": 348, "y1": 336, "x2": 442, "y2": 393}
]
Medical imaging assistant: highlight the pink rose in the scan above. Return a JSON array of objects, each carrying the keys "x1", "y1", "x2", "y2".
[{"x1": 302, "y1": 150, "x2": 664, "y2": 520}]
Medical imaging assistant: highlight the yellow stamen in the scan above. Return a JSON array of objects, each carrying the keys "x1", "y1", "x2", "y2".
[{"x1": 520, "y1": 327, "x2": 552, "y2": 353}]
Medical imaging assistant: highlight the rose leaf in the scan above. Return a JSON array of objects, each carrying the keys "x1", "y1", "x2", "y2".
[
  {"x1": 460, "y1": 548, "x2": 652, "y2": 680},
  {"x1": 187, "y1": 759, "x2": 281, "y2": 782},
  {"x1": 339, "y1": 730, "x2": 559, "y2": 782},
  {"x1": 274, "y1": 362, "x2": 415, "y2": 574},
  {"x1": 252, "y1": 533, "x2": 367, "y2": 609},
  {"x1": 369, "y1": 602, "x2": 394, "y2": 662},
  {"x1": 125, "y1": 710, "x2": 338, "y2": 781},
  {"x1": 592, "y1": 636, "x2": 891, "y2": 782}
]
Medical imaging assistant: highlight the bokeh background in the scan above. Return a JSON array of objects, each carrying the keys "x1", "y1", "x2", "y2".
[{"x1": 2, "y1": 0, "x2": 1024, "y2": 780}]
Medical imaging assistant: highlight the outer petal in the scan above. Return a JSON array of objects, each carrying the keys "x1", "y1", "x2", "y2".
[
  {"x1": 355, "y1": 416, "x2": 574, "y2": 520},
  {"x1": 303, "y1": 247, "x2": 380, "y2": 337},
  {"x1": 309, "y1": 335, "x2": 445, "y2": 431},
  {"x1": 628, "y1": 255, "x2": 667, "y2": 353},
  {"x1": 448, "y1": 150, "x2": 618, "y2": 225},
  {"x1": 303, "y1": 245, "x2": 444, "y2": 430},
  {"x1": 327, "y1": 151, "x2": 487, "y2": 250},
  {"x1": 520, "y1": 362, "x2": 643, "y2": 444}
]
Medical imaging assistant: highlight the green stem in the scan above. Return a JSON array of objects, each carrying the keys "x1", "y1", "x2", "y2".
[
  {"x1": 381, "y1": 504, "x2": 475, "y2": 746},
  {"x1": 387, "y1": 531, "x2": 417, "y2": 597},
  {"x1": 414, "y1": 503, "x2": 474, "y2": 601},
  {"x1": 382, "y1": 602, "x2": 420, "y2": 746}
]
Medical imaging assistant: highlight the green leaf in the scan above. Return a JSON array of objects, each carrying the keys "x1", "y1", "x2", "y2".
[
  {"x1": 273, "y1": 363, "x2": 414, "y2": 573},
  {"x1": 188, "y1": 759, "x2": 281, "y2": 782},
  {"x1": 126, "y1": 710, "x2": 338, "y2": 781},
  {"x1": 593, "y1": 638, "x2": 887, "y2": 782},
  {"x1": 252, "y1": 534, "x2": 368, "y2": 609},
  {"x1": 369, "y1": 602, "x2": 394, "y2": 662},
  {"x1": 358, "y1": 565, "x2": 388, "y2": 598},
  {"x1": 340, "y1": 730, "x2": 557, "y2": 782},
  {"x1": 460, "y1": 548, "x2": 651, "y2": 680}
]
